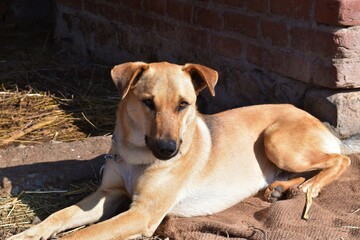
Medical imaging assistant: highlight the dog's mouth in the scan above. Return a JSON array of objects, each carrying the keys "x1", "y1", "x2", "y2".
[{"x1": 145, "y1": 136, "x2": 180, "y2": 160}]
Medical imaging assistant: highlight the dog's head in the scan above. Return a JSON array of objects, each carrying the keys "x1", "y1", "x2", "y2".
[{"x1": 111, "y1": 62, "x2": 218, "y2": 160}]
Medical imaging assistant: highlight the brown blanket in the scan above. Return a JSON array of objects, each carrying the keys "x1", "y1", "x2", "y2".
[{"x1": 156, "y1": 155, "x2": 360, "y2": 240}]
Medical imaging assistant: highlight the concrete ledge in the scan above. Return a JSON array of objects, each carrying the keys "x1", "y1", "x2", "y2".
[{"x1": 0, "y1": 136, "x2": 111, "y2": 195}]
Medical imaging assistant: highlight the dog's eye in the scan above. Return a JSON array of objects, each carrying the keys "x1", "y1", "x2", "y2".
[
  {"x1": 142, "y1": 99, "x2": 155, "y2": 111},
  {"x1": 178, "y1": 101, "x2": 189, "y2": 111}
]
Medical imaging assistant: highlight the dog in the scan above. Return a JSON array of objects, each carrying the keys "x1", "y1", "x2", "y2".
[{"x1": 9, "y1": 62, "x2": 350, "y2": 240}]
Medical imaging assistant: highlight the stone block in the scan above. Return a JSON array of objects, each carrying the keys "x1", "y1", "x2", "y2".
[
  {"x1": 334, "y1": 27, "x2": 360, "y2": 59},
  {"x1": 304, "y1": 88, "x2": 360, "y2": 138}
]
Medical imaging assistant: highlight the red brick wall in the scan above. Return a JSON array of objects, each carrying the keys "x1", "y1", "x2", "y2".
[{"x1": 55, "y1": 0, "x2": 360, "y2": 114}]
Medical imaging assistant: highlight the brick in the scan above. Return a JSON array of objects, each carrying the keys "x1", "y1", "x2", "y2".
[
  {"x1": 335, "y1": 28, "x2": 360, "y2": 50},
  {"x1": 337, "y1": 0, "x2": 360, "y2": 26},
  {"x1": 247, "y1": 45, "x2": 311, "y2": 83},
  {"x1": 98, "y1": 4, "x2": 121, "y2": 22},
  {"x1": 112, "y1": 26, "x2": 131, "y2": 50},
  {"x1": 247, "y1": 44, "x2": 264, "y2": 67},
  {"x1": 292, "y1": 27, "x2": 360, "y2": 60},
  {"x1": 83, "y1": 2, "x2": 114, "y2": 17},
  {"x1": 212, "y1": 0, "x2": 246, "y2": 8},
  {"x1": 270, "y1": 0, "x2": 313, "y2": 20},
  {"x1": 224, "y1": 13, "x2": 258, "y2": 38},
  {"x1": 311, "y1": 62, "x2": 338, "y2": 88},
  {"x1": 315, "y1": 0, "x2": 340, "y2": 26},
  {"x1": 334, "y1": 60, "x2": 360, "y2": 88},
  {"x1": 114, "y1": 5, "x2": 134, "y2": 25},
  {"x1": 105, "y1": 0, "x2": 142, "y2": 9},
  {"x1": 248, "y1": 0, "x2": 268, "y2": 13},
  {"x1": 334, "y1": 27, "x2": 360, "y2": 58},
  {"x1": 83, "y1": 2, "x2": 99, "y2": 15},
  {"x1": 94, "y1": 22, "x2": 116, "y2": 46},
  {"x1": 270, "y1": 50, "x2": 312, "y2": 83},
  {"x1": 156, "y1": 20, "x2": 208, "y2": 48},
  {"x1": 304, "y1": 88, "x2": 360, "y2": 138},
  {"x1": 261, "y1": 19, "x2": 287, "y2": 46},
  {"x1": 180, "y1": 26, "x2": 208, "y2": 48},
  {"x1": 311, "y1": 60, "x2": 360, "y2": 88},
  {"x1": 166, "y1": 1, "x2": 193, "y2": 23},
  {"x1": 211, "y1": 34, "x2": 242, "y2": 59},
  {"x1": 155, "y1": 19, "x2": 175, "y2": 39},
  {"x1": 133, "y1": 13, "x2": 157, "y2": 29},
  {"x1": 290, "y1": 27, "x2": 337, "y2": 58},
  {"x1": 143, "y1": 0, "x2": 166, "y2": 15},
  {"x1": 315, "y1": 0, "x2": 360, "y2": 26},
  {"x1": 194, "y1": 7, "x2": 223, "y2": 30},
  {"x1": 179, "y1": 26, "x2": 208, "y2": 47},
  {"x1": 83, "y1": 2, "x2": 121, "y2": 22},
  {"x1": 56, "y1": 0, "x2": 82, "y2": 11}
]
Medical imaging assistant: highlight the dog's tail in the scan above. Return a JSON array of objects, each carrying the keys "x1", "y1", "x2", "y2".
[
  {"x1": 324, "y1": 122, "x2": 360, "y2": 155},
  {"x1": 340, "y1": 136, "x2": 360, "y2": 155}
]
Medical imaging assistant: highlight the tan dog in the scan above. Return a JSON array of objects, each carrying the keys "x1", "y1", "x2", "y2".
[{"x1": 9, "y1": 62, "x2": 350, "y2": 240}]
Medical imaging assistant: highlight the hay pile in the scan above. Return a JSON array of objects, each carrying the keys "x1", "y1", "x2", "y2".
[
  {"x1": 0, "y1": 88, "x2": 85, "y2": 147},
  {"x1": 0, "y1": 86, "x2": 118, "y2": 148},
  {"x1": 0, "y1": 21, "x2": 119, "y2": 149}
]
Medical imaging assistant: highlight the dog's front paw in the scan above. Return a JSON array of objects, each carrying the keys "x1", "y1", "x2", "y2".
[{"x1": 7, "y1": 225, "x2": 56, "y2": 240}]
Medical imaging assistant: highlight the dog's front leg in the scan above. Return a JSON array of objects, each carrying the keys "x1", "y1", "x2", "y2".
[
  {"x1": 62, "y1": 204, "x2": 165, "y2": 240},
  {"x1": 61, "y1": 197, "x2": 175, "y2": 240},
  {"x1": 8, "y1": 158, "x2": 127, "y2": 240},
  {"x1": 61, "y1": 166, "x2": 182, "y2": 240}
]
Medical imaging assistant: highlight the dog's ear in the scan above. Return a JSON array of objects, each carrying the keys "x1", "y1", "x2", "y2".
[
  {"x1": 183, "y1": 64, "x2": 218, "y2": 96},
  {"x1": 111, "y1": 62, "x2": 149, "y2": 99}
]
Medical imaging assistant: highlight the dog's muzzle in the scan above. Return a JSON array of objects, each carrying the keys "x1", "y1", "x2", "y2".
[{"x1": 145, "y1": 136, "x2": 179, "y2": 160}]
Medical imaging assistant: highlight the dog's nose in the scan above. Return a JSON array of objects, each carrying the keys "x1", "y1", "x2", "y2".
[{"x1": 156, "y1": 139, "x2": 177, "y2": 159}]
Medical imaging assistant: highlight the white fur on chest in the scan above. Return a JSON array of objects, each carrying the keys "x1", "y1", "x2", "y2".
[{"x1": 112, "y1": 160, "x2": 146, "y2": 196}]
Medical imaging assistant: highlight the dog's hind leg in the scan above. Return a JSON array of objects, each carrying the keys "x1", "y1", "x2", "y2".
[
  {"x1": 263, "y1": 118, "x2": 351, "y2": 202},
  {"x1": 298, "y1": 153, "x2": 350, "y2": 197}
]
